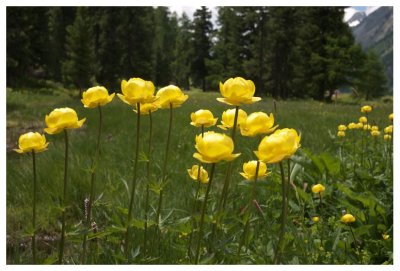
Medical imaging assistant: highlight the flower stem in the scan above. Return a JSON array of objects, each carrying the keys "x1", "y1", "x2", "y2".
[
  {"x1": 273, "y1": 161, "x2": 288, "y2": 264},
  {"x1": 144, "y1": 111, "x2": 153, "y2": 255},
  {"x1": 195, "y1": 163, "x2": 216, "y2": 264},
  {"x1": 31, "y1": 151, "x2": 37, "y2": 264},
  {"x1": 124, "y1": 103, "x2": 141, "y2": 260},
  {"x1": 58, "y1": 129, "x2": 69, "y2": 264},
  {"x1": 82, "y1": 106, "x2": 103, "y2": 264}
]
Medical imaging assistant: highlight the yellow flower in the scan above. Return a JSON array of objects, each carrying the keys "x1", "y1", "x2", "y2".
[
  {"x1": 217, "y1": 77, "x2": 261, "y2": 105},
  {"x1": 356, "y1": 122, "x2": 364, "y2": 129},
  {"x1": 341, "y1": 213, "x2": 356, "y2": 224},
  {"x1": 117, "y1": 77, "x2": 156, "y2": 106},
  {"x1": 311, "y1": 184, "x2": 325, "y2": 194},
  {"x1": 187, "y1": 165, "x2": 209, "y2": 184},
  {"x1": 193, "y1": 131, "x2": 240, "y2": 163},
  {"x1": 218, "y1": 108, "x2": 247, "y2": 130},
  {"x1": 239, "y1": 160, "x2": 269, "y2": 181},
  {"x1": 190, "y1": 109, "x2": 218, "y2": 127},
  {"x1": 384, "y1": 125, "x2": 393, "y2": 134},
  {"x1": 133, "y1": 102, "x2": 158, "y2": 115},
  {"x1": 359, "y1": 116, "x2": 367, "y2": 124},
  {"x1": 389, "y1": 113, "x2": 393, "y2": 121},
  {"x1": 348, "y1": 122, "x2": 357, "y2": 129},
  {"x1": 384, "y1": 134, "x2": 392, "y2": 141},
  {"x1": 361, "y1": 105, "x2": 372, "y2": 113},
  {"x1": 155, "y1": 85, "x2": 188, "y2": 108},
  {"x1": 312, "y1": 216, "x2": 319, "y2": 223},
  {"x1": 371, "y1": 130, "x2": 380, "y2": 137},
  {"x1": 14, "y1": 132, "x2": 49, "y2": 154},
  {"x1": 382, "y1": 234, "x2": 390, "y2": 240},
  {"x1": 44, "y1": 107, "x2": 86, "y2": 135},
  {"x1": 255, "y1": 128, "x2": 301, "y2": 164},
  {"x1": 337, "y1": 131, "x2": 345, "y2": 137},
  {"x1": 371, "y1": 126, "x2": 379, "y2": 131},
  {"x1": 81, "y1": 86, "x2": 115, "y2": 108},
  {"x1": 338, "y1": 124, "x2": 347, "y2": 131},
  {"x1": 240, "y1": 112, "x2": 278, "y2": 137},
  {"x1": 363, "y1": 124, "x2": 372, "y2": 131}
]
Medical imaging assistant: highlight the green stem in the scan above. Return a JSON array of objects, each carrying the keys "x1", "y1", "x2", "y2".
[
  {"x1": 82, "y1": 106, "x2": 103, "y2": 264},
  {"x1": 144, "y1": 111, "x2": 153, "y2": 255},
  {"x1": 195, "y1": 163, "x2": 216, "y2": 264},
  {"x1": 352, "y1": 129, "x2": 356, "y2": 179},
  {"x1": 273, "y1": 161, "x2": 288, "y2": 264},
  {"x1": 32, "y1": 151, "x2": 37, "y2": 264},
  {"x1": 349, "y1": 225, "x2": 360, "y2": 261},
  {"x1": 58, "y1": 129, "x2": 69, "y2": 264},
  {"x1": 124, "y1": 103, "x2": 141, "y2": 259}
]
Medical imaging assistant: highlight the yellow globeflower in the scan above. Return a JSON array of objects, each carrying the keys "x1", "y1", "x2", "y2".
[
  {"x1": 217, "y1": 77, "x2": 261, "y2": 106},
  {"x1": 348, "y1": 122, "x2": 357, "y2": 129},
  {"x1": 187, "y1": 165, "x2": 209, "y2": 184},
  {"x1": 240, "y1": 112, "x2": 278, "y2": 137},
  {"x1": 389, "y1": 113, "x2": 393, "y2": 121},
  {"x1": 118, "y1": 77, "x2": 156, "y2": 106},
  {"x1": 133, "y1": 102, "x2": 158, "y2": 115},
  {"x1": 356, "y1": 122, "x2": 364, "y2": 129},
  {"x1": 371, "y1": 126, "x2": 379, "y2": 131},
  {"x1": 363, "y1": 124, "x2": 371, "y2": 131},
  {"x1": 155, "y1": 85, "x2": 188, "y2": 109},
  {"x1": 14, "y1": 132, "x2": 49, "y2": 154},
  {"x1": 384, "y1": 134, "x2": 392, "y2": 141},
  {"x1": 359, "y1": 116, "x2": 367, "y2": 124},
  {"x1": 81, "y1": 86, "x2": 115, "y2": 108},
  {"x1": 311, "y1": 184, "x2": 325, "y2": 194},
  {"x1": 44, "y1": 107, "x2": 86, "y2": 135},
  {"x1": 384, "y1": 125, "x2": 393, "y2": 134},
  {"x1": 312, "y1": 216, "x2": 319, "y2": 223},
  {"x1": 338, "y1": 125, "x2": 347, "y2": 131},
  {"x1": 341, "y1": 213, "x2": 356, "y2": 224},
  {"x1": 361, "y1": 105, "x2": 372, "y2": 113},
  {"x1": 193, "y1": 131, "x2": 240, "y2": 164},
  {"x1": 255, "y1": 128, "x2": 301, "y2": 164},
  {"x1": 190, "y1": 109, "x2": 218, "y2": 127},
  {"x1": 337, "y1": 131, "x2": 345, "y2": 137},
  {"x1": 239, "y1": 160, "x2": 269, "y2": 181},
  {"x1": 218, "y1": 108, "x2": 247, "y2": 130},
  {"x1": 371, "y1": 130, "x2": 380, "y2": 137},
  {"x1": 382, "y1": 234, "x2": 390, "y2": 240}
]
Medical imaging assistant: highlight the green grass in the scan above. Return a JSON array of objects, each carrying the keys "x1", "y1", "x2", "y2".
[{"x1": 6, "y1": 88, "x2": 393, "y2": 264}]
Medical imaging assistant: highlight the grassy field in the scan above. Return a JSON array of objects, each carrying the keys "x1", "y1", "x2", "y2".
[{"x1": 6, "y1": 88, "x2": 393, "y2": 264}]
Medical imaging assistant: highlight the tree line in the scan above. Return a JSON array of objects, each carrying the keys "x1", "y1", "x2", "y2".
[{"x1": 7, "y1": 6, "x2": 388, "y2": 100}]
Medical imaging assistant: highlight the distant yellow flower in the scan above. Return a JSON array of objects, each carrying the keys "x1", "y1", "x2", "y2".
[
  {"x1": 371, "y1": 125, "x2": 379, "y2": 131},
  {"x1": 312, "y1": 216, "x2": 319, "y2": 223},
  {"x1": 348, "y1": 122, "x2": 357, "y2": 129},
  {"x1": 155, "y1": 85, "x2": 188, "y2": 109},
  {"x1": 389, "y1": 113, "x2": 393, "y2": 121},
  {"x1": 384, "y1": 134, "x2": 392, "y2": 141},
  {"x1": 44, "y1": 107, "x2": 86, "y2": 135},
  {"x1": 14, "y1": 132, "x2": 49, "y2": 154},
  {"x1": 384, "y1": 125, "x2": 393, "y2": 134},
  {"x1": 218, "y1": 108, "x2": 247, "y2": 130},
  {"x1": 356, "y1": 122, "x2": 364, "y2": 129},
  {"x1": 239, "y1": 160, "x2": 269, "y2": 181},
  {"x1": 187, "y1": 165, "x2": 209, "y2": 184},
  {"x1": 363, "y1": 124, "x2": 371, "y2": 131},
  {"x1": 133, "y1": 102, "x2": 158, "y2": 115},
  {"x1": 118, "y1": 77, "x2": 156, "y2": 106},
  {"x1": 217, "y1": 77, "x2": 261, "y2": 106},
  {"x1": 341, "y1": 213, "x2": 356, "y2": 224},
  {"x1": 359, "y1": 116, "x2": 367, "y2": 124},
  {"x1": 255, "y1": 128, "x2": 301, "y2": 164},
  {"x1": 190, "y1": 109, "x2": 218, "y2": 127},
  {"x1": 361, "y1": 105, "x2": 372, "y2": 113},
  {"x1": 240, "y1": 112, "x2": 278, "y2": 137},
  {"x1": 81, "y1": 86, "x2": 115, "y2": 108},
  {"x1": 193, "y1": 131, "x2": 240, "y2": 164},
  {"x1": 382, "y1": 234, "x2": 390, "y2": 240},
  {"x1": 371, "y1": 130, "x2": 380, "y2": 137},
  {"x1": 337, "y1": 131, "x2": 345, "y2": 137},
  {"x1": 311, "y1": 184, "x2": 325, "y2": 194},
  {"x1": 338, "y1": 125, "x2": 347, "y2": 131}
]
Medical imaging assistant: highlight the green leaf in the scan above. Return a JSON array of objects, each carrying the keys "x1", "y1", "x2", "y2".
[{"x1": 320, "y1": 152, "x2": 340, "y2": 176}]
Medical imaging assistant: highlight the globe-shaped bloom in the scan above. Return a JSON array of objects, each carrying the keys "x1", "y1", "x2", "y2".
[
  {"x1": 337, "y1": 131, "x2": 345, "y2": 137},
  {"x1": 389, "y1": 113, "x2": 393, "y2": 121},
  {"x1": 312, "y1": 216, "x2": 319, "y2": 223},
  {"x1": 384, "y1": 125, "x2": 393, "y2": 134},
  {"x1": 361, "y1": 105, "x2": 372, "y2": 113},
  {"x1": 155, "y1": 85, "x2": 188, "y2": 109},
  {"x1": 193, "y1": 131, "x2": 240, "y2": 164},
  {"x1": 382, "y1": 234, "x2": 390, "y2": 240},
  {"x1": 255, "y1": 128, "x2": 301, "y2": 164},
  {"x1": 218, "y1": 108, "x2": 247, "y2": 130},
  {"x1": 240, "y1": 112, "x2": 278, "y2": 137},
  {"x1": 338, "y1": 125, "x2": 347, "y2": 131},
  {"x1": 217, "y1": 77, "x2": 261, "y2": 106},
  {"x1": 384, "y1": 134, "x2": 392, "y2": 141},
  {"x1": 14, "y1": 132, "x2": 49, "y2": 154},
  {"x1": 371, "y1": 130, "x2": 380, "y2": 137},
  {"x1": 356, "y1": 122, "x2": 364, "y2": 129},
  {"x1": 118, "y1": 77, "x2": 156, "y2": 106},
  {"x1": 341, "y1": 213, "x2": 356, "y2": 224},
  {"x1": 44, "y1": 108, "x2": 86, "y2": 135},
  {"x1": 133, "y1": 102, "x2": 158, "y2": 115},
  {"x1": 347, "y1": 123, "x2": 357, "y2": 129},
  {"x1": 363, "y1": 124, "x2": 371, "y2": 131},
  {"x1": 311, "y1": 184, "x2": 325, "y2": 194},
  {"x1": 187, "y1": 165, "x2": 209, "y2": 184},
  {"x1": 239, "y1": 160, "x2": 269, "y2": 181},
  {"x1": 371, "y1": 126, "x2": 379, "y2": 131},
  {"x1": 81, "y1": 86, "x2": 115, "y2": 108},
  {"x1": 190, "y1": 109, "x2": 218, "y2": 127},
  {"x1": 359, "y1": 116, "x2": 367, "y2": 124}
]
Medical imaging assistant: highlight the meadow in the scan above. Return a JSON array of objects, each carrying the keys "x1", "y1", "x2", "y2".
[{"x1": 6, "y1": 87, "x2": 393, "y2": 264}]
